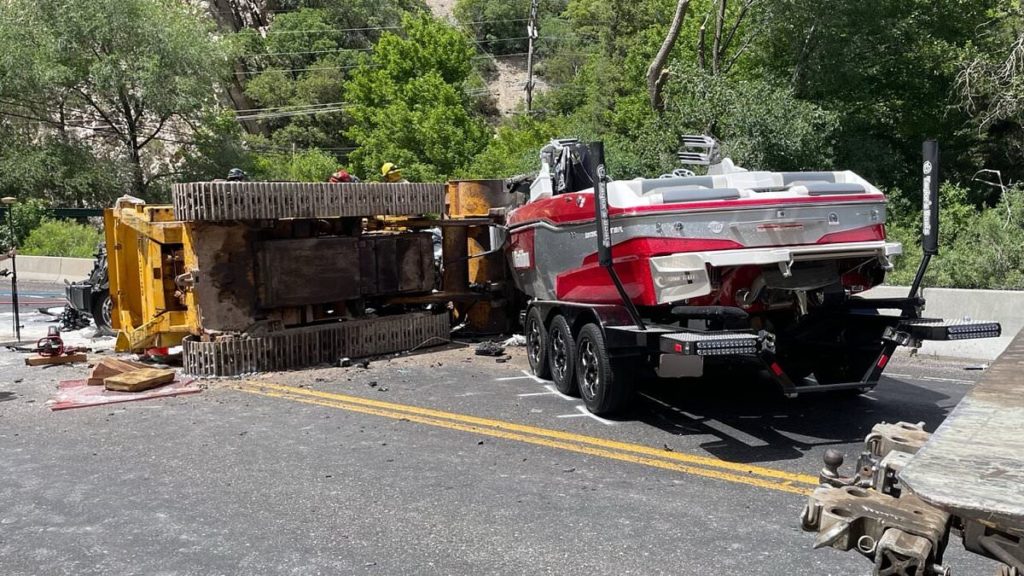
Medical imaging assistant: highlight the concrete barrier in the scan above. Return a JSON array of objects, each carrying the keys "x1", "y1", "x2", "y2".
[
  {"x1": 864, "y1": 286, "x2": 1024, "y2": 361},
  {"x1": 0, "y1": 256, "x2": 94, "y2": 283}
]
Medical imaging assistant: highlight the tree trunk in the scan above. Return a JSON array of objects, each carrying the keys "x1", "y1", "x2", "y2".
[
  {"x1": 712, "y1": 0, "x2": 727, "y2": 75},
  {"x1": 128, "y1": 141, "x2": 147, "y2": 198},
  {"x1": 646, "y1": 0, "x2": 691, "y2": 112},
  {"x1": 207, "y1": 0, "x2": 269, "y2": 135}
]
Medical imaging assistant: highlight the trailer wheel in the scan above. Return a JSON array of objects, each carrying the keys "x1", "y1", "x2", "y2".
[
  {"x1": 575, "y1": 323, "x2": 633, "y2": 416},
  {"x1": 547, "y1": 315, "x2": 577, "y2": 395},
  {"x1": 526, "y1": 307, "x2": 551, "y2": 379}
]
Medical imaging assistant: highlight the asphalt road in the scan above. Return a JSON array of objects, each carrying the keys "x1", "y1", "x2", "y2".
[{"x1": 0, "y1": 342, "x2": 1001, "y2": 576}]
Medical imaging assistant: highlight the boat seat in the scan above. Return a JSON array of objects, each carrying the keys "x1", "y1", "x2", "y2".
[
  {"x1": 804, "y1": 183, "x2": 866, "y2": 196},
  {"x1": 651, "y1": 187, "x2": 742, "y2": 203},
  {"x1": 781, "y1": 172, "x2": 838, "y2": 185},
  {"x1": 640, "y1": 176, "x2": 715, "y2": 193}
]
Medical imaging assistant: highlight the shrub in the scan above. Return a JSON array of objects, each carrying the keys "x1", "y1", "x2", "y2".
[
  {"x1": 20, "y1": 218, "x2": 104, "y2": 258},
  {"x1": 0, "y1": 198, "x2": 51, "y2": 250},
  {"x1": 251, "y1": 148, "x2": 340, "y2": 182},
  {"x1": 887, "y1": 184, "x2": 1024, "y2": 290}
]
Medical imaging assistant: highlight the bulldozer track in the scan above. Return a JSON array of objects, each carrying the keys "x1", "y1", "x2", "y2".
[
  {"x1": 182, "y1": 312, "x2": 450, "y2": 377},
  {"x1": 172, "y1": 181, "x2": 446, "y2": 221}
]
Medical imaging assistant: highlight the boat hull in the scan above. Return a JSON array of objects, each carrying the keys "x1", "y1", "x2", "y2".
[{"x1": 507, "y1": 192, "x2": 892, "y2": 307}]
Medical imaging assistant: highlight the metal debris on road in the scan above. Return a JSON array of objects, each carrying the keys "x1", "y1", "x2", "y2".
[{"x1": 475, "y1": 341, "x2": 506, "y2": 357}]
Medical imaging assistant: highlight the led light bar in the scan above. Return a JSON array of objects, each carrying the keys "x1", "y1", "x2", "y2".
[
  {"x1": 900, "y1": 319, "x2": 1002, "y2": 341},
  {"x1": 662, "y1": 332, "x2": 761, "y2": 356}
]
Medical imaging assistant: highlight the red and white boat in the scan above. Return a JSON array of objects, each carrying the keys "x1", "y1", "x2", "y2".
[
  {"x1": 502, "y1": 139, "x2": 1000, "y2": 414},
  {"x1": 507, "y1": 139, "x2": 901, "y2": 312}
]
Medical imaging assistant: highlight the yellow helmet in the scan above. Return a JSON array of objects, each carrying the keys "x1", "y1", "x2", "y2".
[{"x1": 381, "y1": 162, "x2": 403, "y2": 182}]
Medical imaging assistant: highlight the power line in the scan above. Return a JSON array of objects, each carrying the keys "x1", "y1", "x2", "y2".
[
  {"x1": 234, "y1": 63, "x2": 373, "y2": 76},
  {"x1": 262, "y1": 25, "x2": 402, "y2": 35},
  {"x1": 236, "y1": 106, "x2": 352, "y2": 121},
  {"x1": 232, "y1": 102, "x2": 350, "y2": 114},
  {"x1": 245, "y1": 47, "x2": 374, "y2": 58}
]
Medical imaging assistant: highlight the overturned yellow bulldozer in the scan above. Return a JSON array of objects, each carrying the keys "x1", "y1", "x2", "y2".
[{"x1": 105, "y1": 179, "x2": 513, "y2": 376}]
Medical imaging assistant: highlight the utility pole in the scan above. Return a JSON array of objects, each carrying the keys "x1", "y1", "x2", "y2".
[
  {"x1": 525, "y1": 0, "x2": 540, "y2": 113},
  {"x1": 2, "y1": 197, "x2": 20, "y2": 343}
]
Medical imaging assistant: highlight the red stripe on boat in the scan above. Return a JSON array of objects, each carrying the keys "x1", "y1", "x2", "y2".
[
  {"x1": 506, "y1": 193, "x2": 886, "y2": 228},
  {"x1": 815, "y1": 224, "x2": 886, "y2": 244}
]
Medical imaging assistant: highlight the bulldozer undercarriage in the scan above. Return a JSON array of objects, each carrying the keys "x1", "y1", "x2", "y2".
[{"x1": 107, "y1": 180, "x2": 504, "y2": 377}]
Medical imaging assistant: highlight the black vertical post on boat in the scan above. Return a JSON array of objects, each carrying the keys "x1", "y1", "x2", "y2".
[
  {"x1": 908, "y1": 140, "x2": 940, "y2": 303},
  {"x1": 589, "y1": 142, "x2": 646, "y2": 330}
]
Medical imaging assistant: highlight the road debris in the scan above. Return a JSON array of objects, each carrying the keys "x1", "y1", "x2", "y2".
[
  {"x1": 48, "y1": 377, "x2": 200, "y2": 411},
  {"x1": 104, "y1": 368, "x2": 176, "y2": 392},
  {"x1": 25, "y1": 353, "x2": 87, "y2": 367},
  {"x1": 88, "y1": 357, "x2": 149, "y2": 386},
  {"x1": 502, "y1": 334, "x2": 526, "y2": 347},
  {"x1": 475, "y1": 341, "x2": 505, "y2": 357}
]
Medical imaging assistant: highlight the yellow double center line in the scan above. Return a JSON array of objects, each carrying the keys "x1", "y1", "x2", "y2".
[{"x1": 234, "y1": 380, "x2": 817, "y2": 496}]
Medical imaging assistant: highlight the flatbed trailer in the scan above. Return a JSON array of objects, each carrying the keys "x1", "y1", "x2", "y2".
[{"x1": 801, "y1": 329, "x2": 1024, "y2": 576}]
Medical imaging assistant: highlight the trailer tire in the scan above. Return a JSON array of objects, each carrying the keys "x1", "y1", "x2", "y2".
[
  {"x1": 526, "y1": 307, "x2": 551, "y2": 379},
  {"x1": 547, "y1": 315, "x2": 577, "y2": 395},
  {"x1": 575, "y1": 323, "x2": 633, "y2": 416}
]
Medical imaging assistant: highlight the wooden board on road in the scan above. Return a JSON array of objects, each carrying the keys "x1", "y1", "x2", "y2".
[
  {"x1": 104, "y1": 368, "x2": 176, "y2": 392},
  {"x1": 88, "y1": 357, "x2": 149, "y2": 386},
  {"x1": 25, "y1": 353, "x2": 88, "y2": 366}
]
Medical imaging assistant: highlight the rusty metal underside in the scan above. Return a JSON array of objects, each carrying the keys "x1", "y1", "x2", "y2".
[
  {"x1": 183, "y1": 312, "x2": 449, "y2": 377},
  {"x1": 802, "y1": 331, "x2": 1024, "y2": 575},
  {"x1": 150, "y1": 179, "x2": 511, "y2": 377},
  {"x1": 172, "y1": 181, "x2": 445, "y2": 221}
]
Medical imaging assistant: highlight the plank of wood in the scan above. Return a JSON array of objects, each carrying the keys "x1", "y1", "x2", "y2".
[
  {"x1": 104, "y1": 368, "x2": 176, "y2": 392},
  {"x1": 25, "y1": 353, "x2": 88, "y2": 367},
  {"x1": 87, "y1": 357, "x2": 149, "y2": 386}
]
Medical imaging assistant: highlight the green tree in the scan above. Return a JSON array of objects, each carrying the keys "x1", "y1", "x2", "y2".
[
  {"x1": 239, "y1": 2, "x2": 429, "y2": 155},
  {"x1": 463, "y1": 116, "x2": 566, "y2": 178},
  {"x1": 0, "y1": 134, "x2": 125, "y2": 207},
  {"x1": 455, "y1": 0, "x2": 568, "y2": 55},
  {"x1": 345, "y1": 15, "x2": 490, "y2": 181},
  {"x1": 0, "y1": 0, "x2": 232, "y2": 198},
  {"x1": 178, "y1": 113, "x2": 255, "y2": 183},
  {"x1": 954, "y1": 6, "x2": 1024, "y2": 193},
  {"x1": 750, "y1": 0, "x2": 999, "y2": 195}
]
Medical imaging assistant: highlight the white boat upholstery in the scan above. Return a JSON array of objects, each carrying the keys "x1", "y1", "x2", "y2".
[{"x1": 608, "y1": 168, "x2": 881, "y2": 207}]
